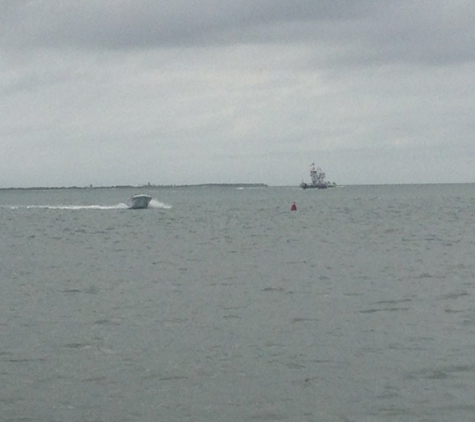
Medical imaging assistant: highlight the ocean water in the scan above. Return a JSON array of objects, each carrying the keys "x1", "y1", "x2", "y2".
[{"x1": 1, "y1": 184, "x2": 475, "y2": 422}]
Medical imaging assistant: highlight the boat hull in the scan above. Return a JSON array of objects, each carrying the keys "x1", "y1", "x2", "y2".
[{"x1": 128, "y1": 194, "x2": 152, "y2": 209}]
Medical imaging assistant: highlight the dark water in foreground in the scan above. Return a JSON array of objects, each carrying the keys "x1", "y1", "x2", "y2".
[{"x1": 1, "y1": 184, "x2": 475, "y2": 422}]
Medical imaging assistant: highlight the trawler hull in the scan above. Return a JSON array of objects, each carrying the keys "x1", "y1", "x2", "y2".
[{"x1": 300, "y1": 183, "x2": 328, "y2": 189}]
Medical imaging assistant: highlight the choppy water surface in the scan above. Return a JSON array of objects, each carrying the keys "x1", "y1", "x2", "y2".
[{"x1": 1, "y1": 184, "x2": 475, "y2": 421}]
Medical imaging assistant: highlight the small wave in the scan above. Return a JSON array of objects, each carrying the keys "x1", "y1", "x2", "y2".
[
  {"x1": 438, "y1": 291, "x2": 469, "y2": 300},
  {"x1": 359, "y1": 307, "x2": 410, "y2": 313}
]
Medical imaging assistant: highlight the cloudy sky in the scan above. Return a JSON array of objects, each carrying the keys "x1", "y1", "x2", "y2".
[{"x1": 1, "y1": 0, "x2": 474, "y2": 187}]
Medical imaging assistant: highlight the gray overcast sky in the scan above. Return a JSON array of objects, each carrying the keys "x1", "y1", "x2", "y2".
[{"x1": 1, "y1": 0, "x2": 474, "y2": 187}]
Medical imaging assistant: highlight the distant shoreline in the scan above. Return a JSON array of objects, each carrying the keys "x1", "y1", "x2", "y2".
[{"x1": 0, "y1": 183, "x2": 268, "y2": 191}]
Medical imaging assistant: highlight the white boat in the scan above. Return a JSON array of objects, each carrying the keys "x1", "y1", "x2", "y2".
[{"x1": 127, "y1": 194, "x2": 152, "y2": 209}]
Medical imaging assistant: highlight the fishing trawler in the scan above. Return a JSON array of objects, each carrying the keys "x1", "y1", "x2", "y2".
[{"x1": 300, "y1": 164, "x2": 335, "y2": 189}]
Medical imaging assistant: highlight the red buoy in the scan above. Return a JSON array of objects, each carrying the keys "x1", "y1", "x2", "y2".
[{"x1": 291, "y1": 202, "x2": 297, "y2": 211}]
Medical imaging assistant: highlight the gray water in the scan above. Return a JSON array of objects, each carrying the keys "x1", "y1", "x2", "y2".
[{"x1": 1, "y1": 184, "x2": 475, "y2": 422}]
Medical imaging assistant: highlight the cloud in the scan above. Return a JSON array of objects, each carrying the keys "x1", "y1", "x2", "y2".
[
  {"x1": 3, "y1": 1, "x2": 474, "y2": 64},
  {"x1": 1, "y1": 1, "x2": 474, "y2": 187},
  {"x1": 2, "y1": 1, "x2": 371, "y2": 48}
]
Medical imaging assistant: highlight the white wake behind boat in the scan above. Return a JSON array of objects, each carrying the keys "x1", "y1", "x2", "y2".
[{"x1": 127, "y1": 194, "x2": 152, "y2": 209}]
